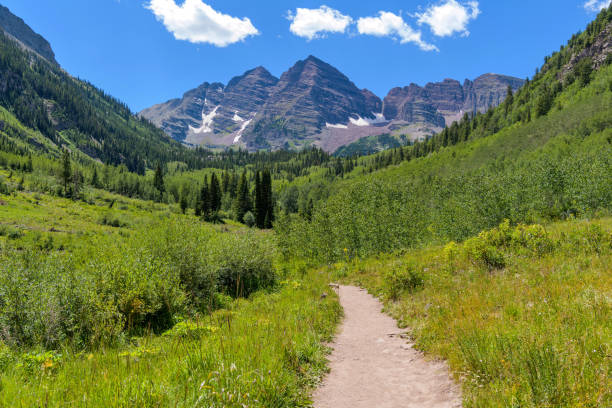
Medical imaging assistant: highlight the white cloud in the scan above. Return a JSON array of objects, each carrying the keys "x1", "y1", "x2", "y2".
[
  {"x1": 357, "y1": 12, "x2": 438, "y2": 51},
  {"x1": 584, "y1": 0, "x2": 611, "y2": 11},
  {"x1": 147, "y1": 0, "x2": 259, "y2": 47},
  {"x1": 288, "y1": 6, "x2": 353, "y2": 40},
  {"x1": 416, "y1": 0, "x2": 480, "y2": 37}
]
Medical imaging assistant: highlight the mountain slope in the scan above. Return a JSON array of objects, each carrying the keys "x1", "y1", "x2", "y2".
[
  {"x1": 141, "y1": 58, "x2": 522, "y2": 153},
  {"x1": 245, "y1": 56, "x2": 383, "y2": 151},
  {"x1": 0, "y1": 5, "x2": 56, "y2": 64},
  {"x1": 0, "y1": 8, "x2": 210, "y2": 173}
]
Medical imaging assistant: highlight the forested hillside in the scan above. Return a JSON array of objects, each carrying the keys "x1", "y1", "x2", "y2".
[{"x1": 0, "y1": 29, "x2": 218, "y2": 173}]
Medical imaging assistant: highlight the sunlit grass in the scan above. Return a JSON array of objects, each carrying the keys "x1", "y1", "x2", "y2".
[{"x1": 331, "y1": 218, "x2": 611, "y2": 407}]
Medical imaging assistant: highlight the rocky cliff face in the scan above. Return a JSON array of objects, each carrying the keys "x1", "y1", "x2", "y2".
[
  {"x1": 246, "y1": 56, "x2": 383, "y2": 149},
  {"x1": 383, "y1": 74, "x2": 524, "y2": 127},
  {"x1": 140, "y1": 56, "x2": 523, "y2": 152},
  {"x1": 0, "y1": 5, "x2": 57, "y2": 64},
  {"x1": 383, "y1": 84, "x2": 446, "y2": 127},
  {"x1": 561, "y1": 21, "x2": 612, "y2": 79},
  {"x1": 140, "y1": 82, "x2": 225, "y2": 143},
  {"x1": 463, "y1": 74, "x2": 525, "y2": 114}
]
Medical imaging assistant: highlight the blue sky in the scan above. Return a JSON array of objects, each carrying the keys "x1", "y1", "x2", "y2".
[{"x1": 1, "y1": 0, "x2": 607, "y2": 112}]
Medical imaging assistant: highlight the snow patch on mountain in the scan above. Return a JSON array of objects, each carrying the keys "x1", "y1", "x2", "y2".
[
  {"x1": 350, "y1": 113, "x2": 387, "y2": 127},
  {"x1": 233, "y1": 119, "x2": 252, "y2": 144},
  {"x1": 233, "y1": 111, "x2": 245, "y2": 122},
  {"x1": 326, "y1": 122, "x2": 348, "y2": 129},
  {"x1": 190, "y1": 106, "x2": 219, "y2": 134}
]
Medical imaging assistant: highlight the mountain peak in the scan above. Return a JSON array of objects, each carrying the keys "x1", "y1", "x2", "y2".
[
  {"x1": 305, "y1": 55, "x2": 324, "y2": 64},
  {"x1": 246, "y1": 65, "x2": 274, "y2": 77},
  {"x1": 0, "y1": 5, "x2": 57, "y2": 64}
]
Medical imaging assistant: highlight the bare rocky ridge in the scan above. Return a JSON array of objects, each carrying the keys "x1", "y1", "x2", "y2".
[
  {"x1": 140, "y1": 57, "x2": 524, "y2": 153},
  {"x1": 0, "y1": 5, "x2": 57, "y2": 65},
  {"x1": 384, "y1": 74, "x2": 524, "y2": 127},
  {"x1": 561, "y1": 21, "x2": 612, "y2": 79},
  {"x1": 140, "y1": 82, "x2": 225, "y2": 144}
]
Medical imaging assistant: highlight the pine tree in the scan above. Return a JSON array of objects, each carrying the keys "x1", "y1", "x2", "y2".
[
  {"x1": 61, "y1": 149, "x2": 71, "y2": 197},
  {"x1": 200, "y1": 175, "x2": 210, "y2": 219},
  {"x1": 179, "y1": 194, "x2": 188, "y2": 214},
  {"x1": 254, "y1": 171, "x2": 265, "y2": 228},
  {"x1": 153, "y1": 164, "x2": 165, "y2": 201},
  {"x1": 233, "y1": 171, "x2": 251, "y2": 223},
  {"x1": 304, "y1": 198, "x2": 314, "y2": 221},
  {"x1": 91, "y1": 167, "x2": 100, "y2": 188},
  {"x1": 209, "y1": 173, "x2": 222, "y2": 213},
  {"x1": 504, "y1": 85, "x2": 514, "y2": 114},
  {"x1": 72, "y1": 168, "x2": 82, "y2": 200},
  {"x1": 262, "y1": 169, "x2": 274, "y2": 229}
]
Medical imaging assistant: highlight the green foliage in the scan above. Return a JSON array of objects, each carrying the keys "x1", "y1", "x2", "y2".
[
  {"x1": 383, "y1": 264, "x2": 424, "y2": 300},
  {"x1": 162, "y1": 320, "x2": 218, "y2": 340},
  {"x1": 339, "y1": 217, "x2": 612, "y2": 407},
  {"x1": 243, "y1": 210, "x2": 256, "y2": 228},
  {"x1": 0, "y1": 260, "x2": 341, "y2": 407}
]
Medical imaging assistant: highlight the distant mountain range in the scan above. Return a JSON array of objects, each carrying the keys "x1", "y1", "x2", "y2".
[
  {"x1": 140, "y1": 56, "x2": 524, "y2": 153},
  {"x1": 0, "y1": 3, "x2": 524, "y2": 158}
]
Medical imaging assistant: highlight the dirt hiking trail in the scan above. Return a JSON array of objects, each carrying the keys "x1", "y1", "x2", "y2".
[{"x1": 313, "y1": 285, "x2": 462, "y2": 408}]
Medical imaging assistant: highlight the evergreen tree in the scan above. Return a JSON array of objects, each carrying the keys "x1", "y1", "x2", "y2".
[
  {"x1": 209, "y1": 173, "x2": 222, "y2": 213},
  {"x1": 262, "y1": 169, "x2": 274, "y2": 229},
  {"x1": 233, "y1": 171, "x2": 251, "y2": 223},
  {"x1": 72, "y1": 168, "x2": 82, "y2": 200},
  {"x1": 61, "y1": 149, "x2": 71, "y2": 197},
  {"x1": 304, "y1": 198, "x2": 314, "y2": 221},
  {"x1": 504, "y1": 85, "x2": 514, "y2": 114},
  {"x1": 536, "y1": 86, "x2": 553, "y2": 117},
  {"x1": 254, "y1": 171, "x2": 265, "y2": 228},
  {"x1": 200, "y1": 175, "x2": 210, "y2": 219},
  {"x1": 91, "y1": 167, "x2": 100, "y2": 188},
  {"x1": 179, "y1": 194, "x2": 188, "y2": 214},
  {"x1": 153, "y1": 164, "x2": 165, "y2": 201}
]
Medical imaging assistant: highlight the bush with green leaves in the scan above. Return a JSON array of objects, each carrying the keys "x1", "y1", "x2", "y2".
[
  {"x1": 383, "y1": 264, "x2": 425, "y2": 300},
  {"x1": 0, "y1": 219, "x2": 277, "y2": 350}
]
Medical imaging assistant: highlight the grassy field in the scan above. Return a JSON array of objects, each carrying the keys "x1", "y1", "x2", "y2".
[
  {"x1": 327, "y1": 218, "x2": 611, "y2": 407},
  {"x1": 0, "y1": 185, "x2": 341, "y2": 407}
]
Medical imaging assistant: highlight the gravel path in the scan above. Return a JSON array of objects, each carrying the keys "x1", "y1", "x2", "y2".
[{"x1": 313, "y1": 285, "x2": 462, "y2": 408}]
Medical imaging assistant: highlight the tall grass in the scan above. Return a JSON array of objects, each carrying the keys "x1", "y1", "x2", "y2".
[
  {"x1": 0, "y1": 266, "x2": 341, "y2": 407},
  {"x1": 332, "y1": 218, "x2": 612, "y2": 407}
]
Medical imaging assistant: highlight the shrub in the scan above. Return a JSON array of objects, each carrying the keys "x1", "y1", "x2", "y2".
[
  {"x1": 243, "y1": 211, "x2": 255, "y2": 227},
  {"x1": 463, "y1": 235, "x2": 506, "y2": 270},
  {"x1": 98, "y1": 213, "x2": 129, "y2": 228},
  {"x1": 383, "y1": 265, "x2": 424, "y2": 300},
  {"x1": 162, "y1": 321, "x2": 218, "y2": 339},
  {"x1": 213, "y1": 232, "x2": 277, "y2": 298},
  {"x1": 0, "y1": 219, "x2": 277, "y2": 349},
  {"x1": 511, "y1": 224, "x2": 554, "y2": 255}
]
